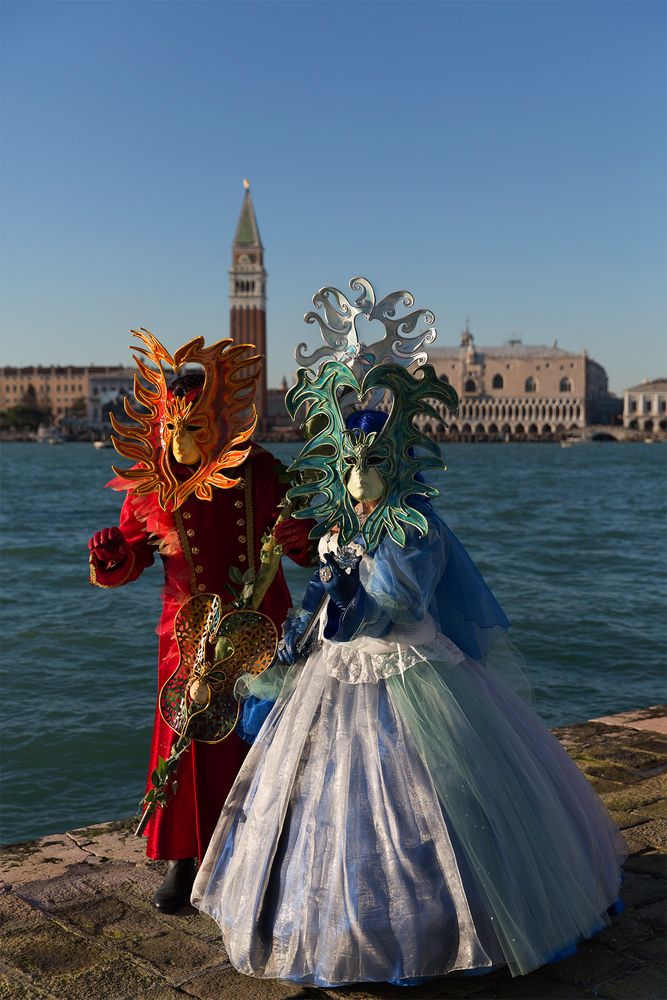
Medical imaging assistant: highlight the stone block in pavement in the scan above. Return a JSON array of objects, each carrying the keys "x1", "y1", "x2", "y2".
[
  {"x1": 593, "y1": 704, "x2": 667, "y2": 732},
  {"x1": 147, "y1": 904, "x2": 227, "y2": 946},
  {"x1": 471, "y1": 970, "x2": 596, "y2": 998},
  {"x1": 633, "y1": 899, "x2": 667, "y2": 931},
  {"x1": 0, "y1": 970, "x2": 58, "y2": 1000},
  {"x1": 608, "y1": 809, "x2": 653, "y2": 831},
  {"x1": 552, "y1": 721, "x2": 627, "y2": 750},
  {"x1": 600, "y1": 774, "x2": 667, "y2": 812},
  {"x1": 180, "y1": 964, "x2": 320, "y2": 999},
  {"x1": 3, "y1": 859, "x2": 142, "y2": 910},
  {"x1": 0, "y1": 920, "x2": 118, "y2": 985},
  {"x1": 0, "y1": 887, "x2": 49, "y2": 932},
  {"x1": 128, "y1": 928, "x2": 229, "y2": 986},
  {"x1": 66, "y1": 818, "x2": 146, "y2": 865},
  {"x1": 620, "y1": 818, "x2": 667, "y2": 854},
  {"x1": 620, "y1": 871, "x2": 666, "y2": 909},
  {"x1": 570, "y1": 743, "x2": 667, "y2": 785},
  {"x1": 547, "y1": 942, "x2": 636, "y2": 992},
  {"x1": 623, "y1": 850, "x2": 667, "y2": 878},
  {"x1": 47, "y1": 891, "x2": 168, "y2": 944},
  {"x1": 640, "y1": 799, "x2": 667, "y2": 819},
  {"x1": 38, "y1": 957, "x2": 177, "y2": 1000},
  {"x1": 597, "y1": 963, "x2": 666, "y2": 1000},
  {"x1": 0, "y1": 835, "x2": 92, "y2": 886},
  {"x1": 631, "y1": 935, "x2": 666, "y2": 963},
  {"x1": 592, "y1": 914, "x2": 653, "y2": 952}
]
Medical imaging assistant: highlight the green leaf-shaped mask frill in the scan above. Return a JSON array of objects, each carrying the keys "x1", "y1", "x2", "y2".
[{"x1": 285, "y1": 360, "x2": 459, "y2": 549}]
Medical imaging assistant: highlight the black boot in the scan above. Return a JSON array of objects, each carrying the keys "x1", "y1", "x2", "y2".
[{"x1": 151, "y1": 858, "x2": 197, "y2": 913}]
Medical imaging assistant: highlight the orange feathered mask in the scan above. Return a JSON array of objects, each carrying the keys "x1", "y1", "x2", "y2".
[{"x1": 110, "y1": 329, "x2": 262, "y2": 510}]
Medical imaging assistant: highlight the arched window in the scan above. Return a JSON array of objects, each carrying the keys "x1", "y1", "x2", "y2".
[
  {"x1": 525, "y1": 377, "x2": 536, "y2": 392},
  {"x1": 492, "y1": 373, "x2": 504, "y2": 389},
  {"x1": 464, "y1": 378, "x2": 476, "y2": 393},
  {"x1": 559, "y1": 377, "x2": 572, "y2": 392}
]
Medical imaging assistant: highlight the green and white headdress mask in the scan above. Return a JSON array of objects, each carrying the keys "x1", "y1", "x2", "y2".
[{"x1": 286, "y1": 276, "x2": 459, "y2": 549}]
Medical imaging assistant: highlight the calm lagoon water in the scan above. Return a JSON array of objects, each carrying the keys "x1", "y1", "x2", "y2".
[{"x1": 1, "y1": 440, "x2": 665, "y2": 844}]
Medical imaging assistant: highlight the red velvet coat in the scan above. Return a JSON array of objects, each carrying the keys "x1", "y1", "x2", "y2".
[{"x1": 90, "y1": 444, "x2": 313, "y2": 860}]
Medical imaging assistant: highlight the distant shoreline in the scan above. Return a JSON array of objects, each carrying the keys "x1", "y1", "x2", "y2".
[{"x1": 1, "y1": 433, "x2": 663, "y2": 445}]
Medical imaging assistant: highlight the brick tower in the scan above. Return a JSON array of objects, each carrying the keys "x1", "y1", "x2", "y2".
[{"x1": 229, "y1": 179, "x2": 268, "y2": 428}]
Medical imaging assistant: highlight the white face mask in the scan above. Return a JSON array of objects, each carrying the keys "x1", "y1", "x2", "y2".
[{"x1": 345, "y1": 465, "x2": 386, "y2": 502}]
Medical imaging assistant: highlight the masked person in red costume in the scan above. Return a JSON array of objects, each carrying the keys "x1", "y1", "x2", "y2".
[{"x1": 88, "y1": 330, "x2": 314, "y2": 912}]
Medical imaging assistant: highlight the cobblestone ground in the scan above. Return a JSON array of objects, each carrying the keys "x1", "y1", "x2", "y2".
[{"x1": 1, "y1": 706, "x2": 665, "y2": 1000}]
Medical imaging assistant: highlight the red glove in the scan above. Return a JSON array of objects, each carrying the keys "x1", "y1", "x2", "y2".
[
  {"x1": 274, "y1": 516, "x2": 317, "y2": 563},
  {"x1": 88, "y1": 526, "x2": 129, "y2": 569}
]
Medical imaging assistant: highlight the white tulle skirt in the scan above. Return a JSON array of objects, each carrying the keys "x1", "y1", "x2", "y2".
[{"x1": 192, "y1": 633, "x2": 627, "y2": 986}]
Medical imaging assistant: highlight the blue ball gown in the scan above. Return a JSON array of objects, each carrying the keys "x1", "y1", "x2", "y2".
[{"x1": 191, "y1": 510, "x2": 627, "y2": 987}]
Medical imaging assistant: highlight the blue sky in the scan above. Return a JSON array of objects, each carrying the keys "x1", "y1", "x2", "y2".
[{"x1": 1, "y1": 0, "x2": 665, "y2": 394}]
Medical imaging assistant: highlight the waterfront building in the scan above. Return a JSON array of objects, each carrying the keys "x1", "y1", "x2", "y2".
[
  {"x1": 623, "y1": 378, "x2": 667, "y2": 433},
  {"x1": 87, "y1": 369, "x2": 136, "y2": 424},
  {"x1": 0, "y1": 364, "x2": 134, "y2": 424},
  {"x1": 418, "y1": 328, "x2": 614, "y2": 441},
  {"x1": 228, "y1": 179, "x2": 268, "y2": 428}
]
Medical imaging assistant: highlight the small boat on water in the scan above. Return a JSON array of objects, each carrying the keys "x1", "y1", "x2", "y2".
[
  {"x1": 93, "y1": 440, "x2": 113, "y2": 449},
  {"x1": 36, "y1": 424, "x2": 65, "y2": 445},
  {"x1": 560, "y1": 437, "x2": 592, "y2": 448}
]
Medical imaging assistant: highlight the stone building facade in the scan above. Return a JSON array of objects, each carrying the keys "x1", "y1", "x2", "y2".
[
  {"x1": 414, "y1": 329, "x2": 612, "y2": 441},
  {"x1": 0, "y1": 365, "x2": 134, "y2": 424},
  {"x1": 623, "y1": 379, "x2": 667, "y2": 433}
]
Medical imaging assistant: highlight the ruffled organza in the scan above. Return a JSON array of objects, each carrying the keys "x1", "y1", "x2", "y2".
[{"x1": 194, "y1": 640, "x2": 627, "y2": 984}]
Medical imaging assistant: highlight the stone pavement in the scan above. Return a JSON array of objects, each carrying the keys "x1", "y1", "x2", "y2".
[{"x1": 1, "y1": 705, "x2": 665, "y2": 1000}]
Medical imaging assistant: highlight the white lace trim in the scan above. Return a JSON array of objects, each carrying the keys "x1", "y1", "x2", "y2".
[{"x1": 321, "y1": 632, "x2": 465, "y2": 684}]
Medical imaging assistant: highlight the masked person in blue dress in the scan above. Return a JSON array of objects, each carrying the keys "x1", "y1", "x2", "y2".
[{"x1": 192, "y1": 278, "x2": 627, "y2": 988}]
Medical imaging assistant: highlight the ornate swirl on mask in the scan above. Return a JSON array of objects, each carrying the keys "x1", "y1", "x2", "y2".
[{"x1": 295, "y1": 276, "x2": 438, "y2": 374}]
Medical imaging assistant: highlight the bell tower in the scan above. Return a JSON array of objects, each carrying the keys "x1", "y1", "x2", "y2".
[{"x1": 229, "y1": 179, "x2": 268, "y2": 426}]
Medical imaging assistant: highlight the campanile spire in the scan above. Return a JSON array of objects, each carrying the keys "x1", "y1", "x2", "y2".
[{"x1": 229, "y1": 180, "x2": 268, "y2": 426}]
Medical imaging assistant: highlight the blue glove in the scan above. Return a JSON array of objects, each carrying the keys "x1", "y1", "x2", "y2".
[
  {"x1": 320, "y1": 551, "x2": 361, "y2": 609},
  {"x1": 237, "y1": 695, "x2": 274, "y2": 744},
  {"x1": 277, "y1": 613, "x2": 310, "y2": 664}
]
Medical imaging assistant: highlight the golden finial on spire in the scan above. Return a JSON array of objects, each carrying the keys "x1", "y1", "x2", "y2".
[{"x1": 243, "y1": 178, "x2": 250, "y2": 190}]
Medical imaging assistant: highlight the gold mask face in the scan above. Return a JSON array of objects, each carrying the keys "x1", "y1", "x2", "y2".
[
  {"x1": 163, "y1": 397, "x2": 204, "y2": 466},
  {"x1": 110, "y1": 329, "x2": 263, "y2": 510}
]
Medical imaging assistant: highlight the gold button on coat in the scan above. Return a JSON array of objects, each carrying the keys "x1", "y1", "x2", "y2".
[
  {"x1": 186, "y1": 529, "x2": 195, "y2": 538},
  {"x1": 238, "y1": 535, "x2": 247, "y2": 544},
  {"x1": 237, "y1": 518, "x2": 245, "y2": 527},
  {"x1": 183, "y1": 512, "x2": 191, "y2": 520},
  {"x1": 239, "y1": 554, "x2": 246, "y2": 563},
  {"x1": 191, "y1": 547, "x2": 200, "y2": 555},
  {"x1": 195, "y1": 565, "x2": 203, "y2": 573},
  {"x1": 197, "y1": 583, "x2": 206, "y2": 592}
]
